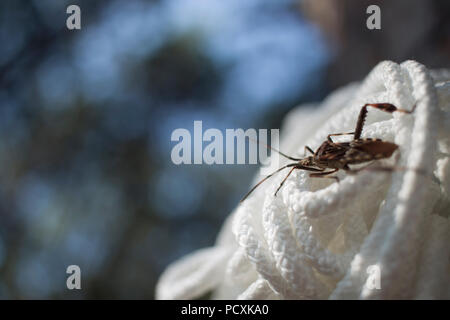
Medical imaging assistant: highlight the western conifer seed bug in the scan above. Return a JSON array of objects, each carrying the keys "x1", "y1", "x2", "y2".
[{"x1": 240, "y1": 103, "x2": 416, "y2": 203}]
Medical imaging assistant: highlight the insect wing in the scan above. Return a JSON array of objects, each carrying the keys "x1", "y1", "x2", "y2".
[
  {"x1": 350, "y1": 139, "x2": 398, "y2": 159},
  {"x1": 316, "y1": 142, "x2": 350, "y2": 162}
]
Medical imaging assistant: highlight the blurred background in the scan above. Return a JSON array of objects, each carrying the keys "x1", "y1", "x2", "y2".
[{"x1": 0, "y1": 0, "x2": 448, "y2": 299}]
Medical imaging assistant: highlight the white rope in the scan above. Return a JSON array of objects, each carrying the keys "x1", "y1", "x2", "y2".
[{"x1": 156, "y1": 61, "x2": 450, "y2": 300}]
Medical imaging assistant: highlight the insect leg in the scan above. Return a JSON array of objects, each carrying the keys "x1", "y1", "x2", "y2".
[
  {"x1": 364, "y1": 103, "x2": 416, "y2": 114},
  {"x1": 240, "y1": 163, "x2": 298, "y2": 203},
  {"x1": 274, "y1": 166, "x2": 297, "y2": 196},
  {"x1": 327, "y1": 132, "x2": 355, "y2": 143},
  {"x1": 344, "y1": 165, "x2": 393, "y2": 175},
  {"x1": 344, "y1": 164, "x2": 425, "y2": 175},
  {"x1": 309, "y1": 168, "x2": 340, "y2": 182},
  {"x1": 274, "y1": 165, "x2": 326, "y2": 196},
  {"x1": 354, "y1": 103, "x2": 416, "y2": 140},
  {"x1": 304, "y1": 146, "x2": 315, "y2": 156}
]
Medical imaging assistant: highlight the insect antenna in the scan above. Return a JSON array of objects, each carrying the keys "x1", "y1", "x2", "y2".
[
  {"x1": 240, "y1": 163, "x2": 297, "y2": 203},
  {"x1": 248, "y1": 137, "x2": 301, "y2": 161}
]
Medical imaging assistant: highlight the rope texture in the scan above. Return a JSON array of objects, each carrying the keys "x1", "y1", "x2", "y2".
[{"x1": 156, "y1": 60, "x2": 450, "y2": 300}]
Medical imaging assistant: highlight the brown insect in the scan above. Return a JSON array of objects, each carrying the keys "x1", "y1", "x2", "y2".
[{"x1": 240, "y1": 103, "x2": 415, "y2": 203}]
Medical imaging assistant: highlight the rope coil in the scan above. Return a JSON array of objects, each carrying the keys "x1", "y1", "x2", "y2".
[{"x1": 156, "y1": 60, "x2": 450, "y2": 300}]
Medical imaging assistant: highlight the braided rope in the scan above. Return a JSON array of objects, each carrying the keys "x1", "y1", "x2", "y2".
[{"x1": 156, "y1": 61, "x2": 450, "y2": 300}]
